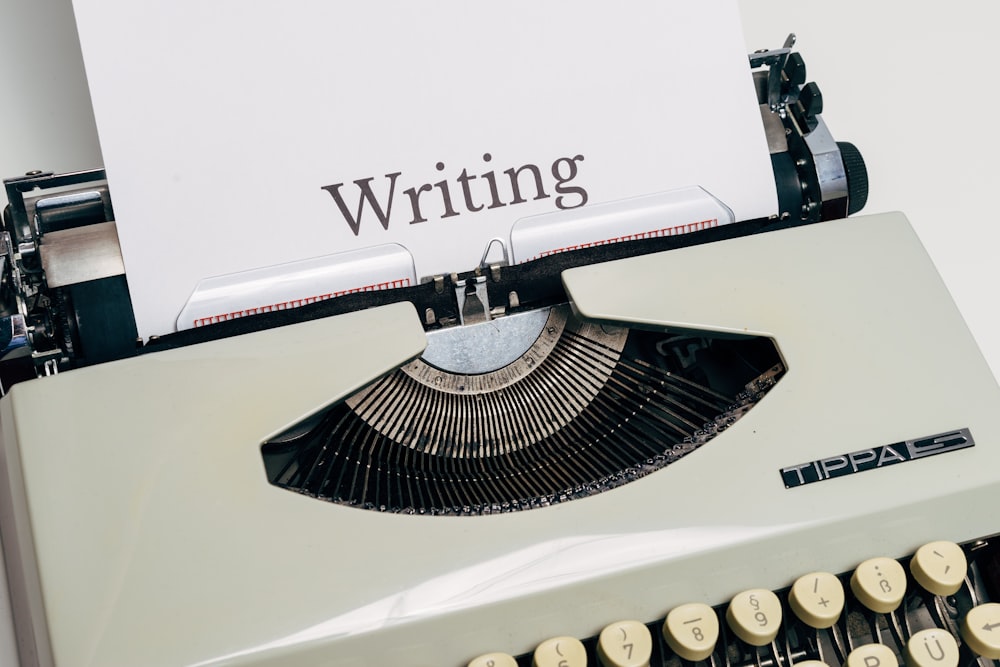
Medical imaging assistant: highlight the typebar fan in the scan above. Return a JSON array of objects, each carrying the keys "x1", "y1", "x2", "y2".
[{"x1": 262, "y1": 304, "x2": 783, "y2": 515}]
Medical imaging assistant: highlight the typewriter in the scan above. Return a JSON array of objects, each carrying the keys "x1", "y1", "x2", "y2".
[{"x1": 2, "y1": 33, "x2": 1000, "y2": 667}]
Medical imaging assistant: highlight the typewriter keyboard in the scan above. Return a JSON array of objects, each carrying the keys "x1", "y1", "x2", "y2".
[{"x1": 466, "y1": 537, "x2": 1000, "y2": 667}]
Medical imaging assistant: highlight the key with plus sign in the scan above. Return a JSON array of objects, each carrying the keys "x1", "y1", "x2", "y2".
[{"x1": 789, "y1": 572, "x2": 844, "y2": 629}]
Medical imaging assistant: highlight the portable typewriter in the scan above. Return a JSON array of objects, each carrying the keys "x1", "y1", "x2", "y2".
[{"x1": 1, "y1": 36, "x2": 1000, "y2": 667}]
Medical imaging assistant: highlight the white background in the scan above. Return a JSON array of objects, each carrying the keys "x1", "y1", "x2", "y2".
[
  {"x1": 0, "y1": 0, "x2": 101, "y2": 176},
  {"x1": 0, "y1": 1, "x2": 999, "y2": 664}
]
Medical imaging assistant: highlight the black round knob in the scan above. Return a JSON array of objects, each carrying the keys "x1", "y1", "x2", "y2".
[
  {"x1": 783, "y1": 52, "x2": 807, "y2": 88},
  {"x1": 837, "y1": 141, "x2": 869, "y2": 215},
  {"x1": 799, "y1": 82, "x2": 824, "y2": 119}
]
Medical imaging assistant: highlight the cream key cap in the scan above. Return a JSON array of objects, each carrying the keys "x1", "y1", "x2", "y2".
[
  {"x1": 663, "y1": 602, "x2": 719, "y2": 661},
  {"x1": 850, "y1": 557, "x2": 906, "y2": 613},
  {"x1": 961, "y1": 602, "x2": 1000, "y2": 659},
  {"x1": 846, "y1": 643, "x2": 898, "y2": 667},
  {"x1": 910, "y1": 541, "x2": 967, "y2": 596},
  {"x1": 906, "y1": 628, "x2": 959, "y2": 667},
  {"x1": 726, "y1": 589, "x2": 782, "y2": 646},
  {"x1": 597, "y1": 620, "x2": 652, "y2": 667},
  {"x1": 469, "y1": 652, "x2": 519, "y2": 667},
  {"x1": 534, "y1": 636, "x2": 587, "y2": 667},
  {"x1": 789, "y1": 572, "x2": 845, "y2": 629}
]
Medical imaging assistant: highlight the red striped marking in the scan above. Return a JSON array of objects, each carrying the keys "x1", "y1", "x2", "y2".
[
  {"x1": 192, "y1": 277, "x2": 412, "y2": 328},
  {"x1": 528, "y1": 218, "x2": 719, "y2": 261}
]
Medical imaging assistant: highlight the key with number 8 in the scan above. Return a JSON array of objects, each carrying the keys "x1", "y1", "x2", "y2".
[
  {"x1": 468, "y1": 653, "x2": 518, "y2": 667},
  {"x1": 663, "y1": 602, "x2": 719, "y2": 661}
]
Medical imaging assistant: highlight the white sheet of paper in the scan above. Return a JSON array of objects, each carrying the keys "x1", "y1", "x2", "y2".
[{"x1": 70, "y1": 1, "x2": 777, "y2": 339}]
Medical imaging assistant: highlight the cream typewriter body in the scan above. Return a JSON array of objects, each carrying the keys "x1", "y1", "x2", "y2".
[
  {"x1": 2, "y1": 27, "x2": 1000, "y2": 667},
  {"x1": 1, "y1": 211, "x2": 1000, "y2": 667}
]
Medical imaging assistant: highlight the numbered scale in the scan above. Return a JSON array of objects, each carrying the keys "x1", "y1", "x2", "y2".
[{"x1": 466, "y1": 537, "x2": 1000, "y2": 667}]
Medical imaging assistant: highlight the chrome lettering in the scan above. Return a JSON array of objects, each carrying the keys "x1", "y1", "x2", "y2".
[{"x1": 780, "y1": 429, "x2": 974, "y2": 489}]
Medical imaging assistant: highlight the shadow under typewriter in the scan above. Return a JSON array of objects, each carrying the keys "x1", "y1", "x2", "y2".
[{"x1": 262, "y1": 303, "x2": 783, "y2": 515}]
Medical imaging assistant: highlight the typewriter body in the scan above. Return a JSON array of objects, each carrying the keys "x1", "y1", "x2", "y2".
[{"x1": 2, "y1": 26, "x2": 1000, "y2": 667}]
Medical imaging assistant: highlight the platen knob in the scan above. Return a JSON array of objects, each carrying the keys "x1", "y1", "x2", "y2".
[{"x1": 838, "y1": 141, "x2": 869, "y2": 215}]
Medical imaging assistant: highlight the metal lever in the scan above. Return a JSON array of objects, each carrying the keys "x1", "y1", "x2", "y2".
[{"x1": 748, "y1": 33, "x2": 798, "y2": 115}]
